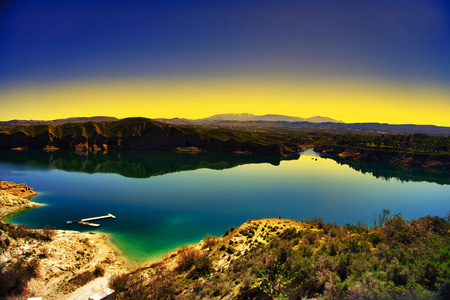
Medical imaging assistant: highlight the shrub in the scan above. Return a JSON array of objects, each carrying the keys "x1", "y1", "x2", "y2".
[
  {"x1": 177, "y1": 246, "x2": 200, "y2": 271},
  {"x1": 189, "y1": 255, "x2": 213, "y2": 279},
  {"x1": 0, "y1": 258, "x2": 39, "y2": 297},
  {"x1": 109, "y1": 272, "x2": 151, "y2": 299},
  {"x1": 369, "y1": 232, "x2": 383, "y2": 246},
  {"x1": 279, "y1": 228, "x2": 301, "y2": 240},
  {"x1": 42, "y1": 225, "x2": 56, "y2": 241},
  {"x1": 226, "y1": 246, "x2": 236, "y2": 254},
  {"x1": 328, "y1": 241, "x2": 339, "y2": 256},
  {"x1": 303, "y1": 230, "x2": 318, "y2": 245},
  {"x1": 69, "y1": 270, "x2": 96, "y2": 287},
  {"x1": 346, "y1": 238, "x2": 360, "y2": 254},
  {"x1": 202, "y1": 234, "x2": 219, "y2": 250},
  {"x1": 109, "y1": 273, "x2": 131, "y2": 293},
  {"x1": 93, "y1": 265, "x2": 105, "y2": 277}
]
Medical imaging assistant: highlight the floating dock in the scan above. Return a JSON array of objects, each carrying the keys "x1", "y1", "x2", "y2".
[{"x1": 67, "y1": 214, "x2": 116, "y2": 227}]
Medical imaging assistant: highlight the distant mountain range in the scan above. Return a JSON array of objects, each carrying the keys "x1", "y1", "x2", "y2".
[
  {"x1": 1, "y1": 114, "x2": 449, "y2": 136},
  {"x1": 156, "y1": 114, "x2": 450, "y2": 136},
  {"x1": 157, "y1": 113, "x2": 343, "y2": 124},
  {"x1": 0, "y1": 116, "x2": 118, "y2": 127}
]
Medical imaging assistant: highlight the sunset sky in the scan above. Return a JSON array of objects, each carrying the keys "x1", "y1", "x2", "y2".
[{"x1": 1, "y1": 0, "x2": 449, "y2": 125}]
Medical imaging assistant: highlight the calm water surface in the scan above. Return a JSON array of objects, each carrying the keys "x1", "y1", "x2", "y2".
[{"x1": 1, "y1": 149, "x2": 448, "y2": 263}]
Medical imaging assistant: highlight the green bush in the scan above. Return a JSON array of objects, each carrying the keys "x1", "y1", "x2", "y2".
[
  {"x1": 189, "y1": 255, "x2": 213, "y2": 279},
  {"x1": 226, "y1": 246, "x2": 236, "y2": 255}
]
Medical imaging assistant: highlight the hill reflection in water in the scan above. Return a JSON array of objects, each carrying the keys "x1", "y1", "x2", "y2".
[
  {"x1": 321, "y1": 154, "x2": 450, "y2": 185},
  {"x1": 0, "y1": 150, "x2": 300, "y2": 178}
]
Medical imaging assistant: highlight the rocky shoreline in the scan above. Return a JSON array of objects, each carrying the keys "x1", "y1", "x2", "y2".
[
  {"x1": 0, "y1": 180, "x2": 126, "y2": 299},
  {"x1": 314, "y1": 145, "x2": 450, "y2": 169},
  {"x1": 0, "y1": 180, "x2": 41, "y2": 218}
]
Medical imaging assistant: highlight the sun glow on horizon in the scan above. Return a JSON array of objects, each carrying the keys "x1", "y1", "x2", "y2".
[{"x1": 1, "y1": 76, "x2": 449, "y2": 126}]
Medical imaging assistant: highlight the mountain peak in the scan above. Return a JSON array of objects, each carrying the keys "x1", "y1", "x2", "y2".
[{"x1": 196, "y1": 113, "x2": 342, "y2": 123}]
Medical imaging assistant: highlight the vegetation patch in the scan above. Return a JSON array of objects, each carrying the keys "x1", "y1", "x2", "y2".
[{"x1": 107, "y1": 214, "x2": 450, "y2": 299}]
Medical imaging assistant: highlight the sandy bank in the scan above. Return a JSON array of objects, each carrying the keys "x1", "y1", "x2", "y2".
[{"x1": 0, "y1": 181, "x2": 128, "y2": 299}]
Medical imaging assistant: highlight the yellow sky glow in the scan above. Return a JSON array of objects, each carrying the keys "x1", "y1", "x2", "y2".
[{"x1": 1, "y1": 76, "x2": 449, "y2": 126}]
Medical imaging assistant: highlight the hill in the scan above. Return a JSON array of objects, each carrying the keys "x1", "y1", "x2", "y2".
[
  {"x1": 0, "y1": 116, "x2": 118, "y2": 128},
  {"x1": 0, "y1": 117, "x2": 297, "y2": 155},
  {"x1": 2, "y1": 210, "x2": 448, "y2": 299},
  {"x1": 108, "y1": 215, "x2": 449, "y2": 299}
]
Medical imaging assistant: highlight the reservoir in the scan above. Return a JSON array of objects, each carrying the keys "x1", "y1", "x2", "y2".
[{"x1": 1, "y1": 149, "x2": 448, "y2": 263}]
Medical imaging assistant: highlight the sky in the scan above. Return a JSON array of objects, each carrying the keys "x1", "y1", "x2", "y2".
[{"x1": 0, "y1": 0, "x2": 449, "y2": 125}]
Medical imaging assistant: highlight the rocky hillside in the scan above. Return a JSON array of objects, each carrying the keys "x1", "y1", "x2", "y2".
[
  {"x1": 0, "y1": 181, "x2": 40, "y2": 217},
  {"x1": 0, "y1": 118, "x2": 297, "y2": 155},
  {"x1": 0, "y1": 221, "x2": 124, "y2": 299},
  {"x1": 108, "y1": 215, "x2": 450, "y2": 300},
  {"x1": 0, "y1": 180, "x2": 126, "y2": 299}
]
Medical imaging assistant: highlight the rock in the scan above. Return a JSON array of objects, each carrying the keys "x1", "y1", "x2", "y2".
[
  {"x1": 0, "y1": 180, "x2": 38, "y2": 199},
  {"x1": 0, "y1": 180, "x2": 40, "y2": 217}
]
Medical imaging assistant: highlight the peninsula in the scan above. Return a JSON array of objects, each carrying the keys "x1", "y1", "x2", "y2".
[
  {"x1": 0, "y1": 181, "x2": 40, "y2": 217},
  {"x1": 0, "y1": 181, "x2": 124, "y2": 299}
]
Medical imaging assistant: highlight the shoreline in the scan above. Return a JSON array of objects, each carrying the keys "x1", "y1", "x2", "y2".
[
  {"x1": 0, "y1": 180, "x2": 131, "y2": 299},
  {"x1": 0, "y1": 182, "x2": 157, "y2": 268},
  {"x1": 0, "y1": 180, "x2": 42, "y2": 219}
]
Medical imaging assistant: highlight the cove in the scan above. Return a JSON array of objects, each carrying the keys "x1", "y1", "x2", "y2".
[{"x1": 0, "y1": 149, "x2": 448, "y2": 263}]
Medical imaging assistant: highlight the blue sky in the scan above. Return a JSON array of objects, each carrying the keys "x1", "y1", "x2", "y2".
[
  {"x1": 2, "y1": 0, "x2": 449, "y2": 86},
  {"x1": 0, "y1": 0, "x2": 449, "y2": 124}
]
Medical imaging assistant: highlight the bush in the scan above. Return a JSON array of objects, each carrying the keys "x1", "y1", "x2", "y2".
[
  {"x1": 303, "y1": 230, "x2": 318, "y2": 245},
  {"x1": 109, "y1": 272, "x2": 151, "y2": 299},
  {"x1": 109, "y1": 273, "x2": 131, "y2": 293},
  {"x1": 177, "y1": 246, "x2": 200, "y2": 271},
  {"x1": 369, "y1": 232, "x2": 383, "y2": 246},
  {"x1": 189, "y1": 255, "x2": 213, "y2": 279},
  {"x1": 202, "y1": 234, "x2": 219, "y2": 250},
  {"x1": 93, "y1": 265, "x2": 105, "y2": 277},
  {"x1": 69, "y1": 270, "x2": 96, "y2": 287},
  {"x1": 279, "y1": 228, "x2": 301, "y2": 240},
  {"x1": 0, "y1": 258, "x2": 39, "y2": 297},
  {"x1": 43, "y1": 225, "x2": 56, "y2": 241},
  {"x1": 226, "y1": 246, "x2": 236, "y2": 254}
]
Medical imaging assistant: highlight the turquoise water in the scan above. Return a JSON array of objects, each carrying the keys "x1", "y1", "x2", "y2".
[{"x1": 1, "y1": 149, "x2": 448, "y2": 263}]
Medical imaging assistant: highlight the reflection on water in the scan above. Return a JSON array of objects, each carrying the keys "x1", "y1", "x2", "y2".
[
  {"x1": 320, "y1": 154, "x2": 450, "y2": 185},
  {"x1": 0, "y1": 150, "x2": 299, "y2": 178},
  {"x1": 0, "y1": 149, "x2": 448, "y2": 263}
]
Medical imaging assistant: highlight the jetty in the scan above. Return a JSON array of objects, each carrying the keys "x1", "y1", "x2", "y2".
[{"x1": 67, "y1": 214, "x2": 116, "y2": 227}]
